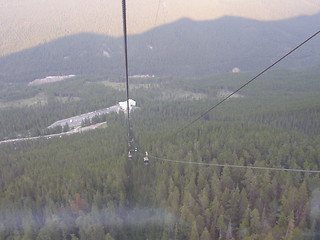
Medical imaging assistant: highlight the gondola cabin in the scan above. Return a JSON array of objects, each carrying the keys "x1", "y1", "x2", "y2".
[
  {"x1": 128, "y1": 151, "x2": 132, "y2": 161},
  {"x1": 144, "y1": 152, "x2": 149, "y2": 165}
]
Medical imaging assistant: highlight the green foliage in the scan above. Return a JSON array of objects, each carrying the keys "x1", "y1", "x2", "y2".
[{"x1": 1, "y1": 69, "x2": 320, "y2": 239}]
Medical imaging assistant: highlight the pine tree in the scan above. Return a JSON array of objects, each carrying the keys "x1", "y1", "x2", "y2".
[
  {"x1": 36, "y1": 224, "x2": 62, "y2": 240},
  {"x1": 105, "y1": 233, "x2": 115, "y2": 240},
  {"x1": 250, "y1": 208, "x2": 262, "y2": 234},
  {"x1": 189, "y1": 221, "x2": 199, "y2": 240},
  {"x1": 200, "y1": 227, "x2": 210, "y2": 240},
  {"x1": 284, "y1": 212, "x2": 295, "y2": 240},
  {"x1": 216, "y1": 215, "x2": 227, "y2": 239},
  {"x1": 263, "y1": 232, "x2": 275, "y2": 240},
  {"x1": 226, "y1": 221, "x2": 233, "y2": 240},
  {"x1": 70, "y1": 234, "x2": 79, "y2": 240}
]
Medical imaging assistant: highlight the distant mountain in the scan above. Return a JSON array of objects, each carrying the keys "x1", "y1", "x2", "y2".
[
  {"x1": 0, "y1": 14, "x2": 319, "y2": 83},
  {"x1": 1, "y1": 0, "x2": 319, "y2": 57}
]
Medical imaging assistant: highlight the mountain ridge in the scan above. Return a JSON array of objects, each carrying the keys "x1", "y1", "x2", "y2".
[
  {"x1": 0, "y1": 14, "x2": 319, "y2": 82},
  {"x1": 1, "y1": 0, "x2": 319, "y2": 56}
]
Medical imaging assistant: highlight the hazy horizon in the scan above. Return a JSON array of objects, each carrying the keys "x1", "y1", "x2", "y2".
[{"x1": 1, "y1": 0, "x2": 319, "y2": 56}]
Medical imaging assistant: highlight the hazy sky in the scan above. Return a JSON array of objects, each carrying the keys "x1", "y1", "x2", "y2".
[{"x1": 0, "y1": 0, "x2": 319, "y2": 56}]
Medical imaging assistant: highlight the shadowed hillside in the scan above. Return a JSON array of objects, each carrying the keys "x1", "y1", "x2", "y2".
[{"x1": 0, "y1": 14, "x2": 319, "y2": 83}]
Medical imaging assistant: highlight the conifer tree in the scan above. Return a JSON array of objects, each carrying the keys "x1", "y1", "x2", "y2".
[{"x1": 200, "y1": 227, "x2": 210, "y2": 240}]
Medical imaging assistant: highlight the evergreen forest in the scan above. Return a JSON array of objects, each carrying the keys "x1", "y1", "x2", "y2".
[{"x1": 1, "y1": 68, "x2": 320, "y2": 240}]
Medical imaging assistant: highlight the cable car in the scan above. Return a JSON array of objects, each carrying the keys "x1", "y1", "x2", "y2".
[
  {"x1": 144, "y1": 152, "x2": 149, "y2": 165},
  {"x1": 128, "y1": 151, "x2": 132, "y2": 161}
]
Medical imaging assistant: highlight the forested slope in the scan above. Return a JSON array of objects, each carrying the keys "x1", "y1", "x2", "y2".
[
  {"x1": 1, "y1": 68, "x2": 320, "y2": 239},
  {"x1": 1, "y1": 113, "x2": 320, "y2": 239}
]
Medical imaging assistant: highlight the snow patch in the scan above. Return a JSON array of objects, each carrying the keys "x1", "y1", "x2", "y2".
[{"x1": 28, "y1": 75, "x2": 76, "y2": 86}]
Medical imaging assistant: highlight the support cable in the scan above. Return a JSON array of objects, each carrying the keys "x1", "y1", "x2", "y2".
[
  {"x1": 122, "y1": 0, "x2": 133, "y2": 158},
  {"x1": 173, "y1": 30, "x2": 320, "y2": 136},
  {"x1": 137, "y1": 30, "x2": 320, "y2": 173},
  {"x1": 148, "y1": 154, "x2": 320, "y2": 173},
  {"x1": 149, "y1": 0, "x2": 162, "y2": 47}
]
